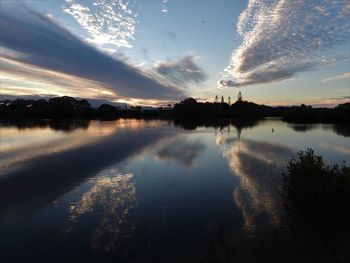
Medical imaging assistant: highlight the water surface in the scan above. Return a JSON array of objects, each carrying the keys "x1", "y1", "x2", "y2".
[{"x1": 0, "y1": 118, "x2": 349, "y2": 262}]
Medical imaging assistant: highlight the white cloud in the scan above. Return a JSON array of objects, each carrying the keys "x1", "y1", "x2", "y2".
[
  {"x1": 220, "y1": 0, "x2": 350, "y2": 88},
  {"x1": 63, "y1": 0, "x2": 137, "y2": 51}
]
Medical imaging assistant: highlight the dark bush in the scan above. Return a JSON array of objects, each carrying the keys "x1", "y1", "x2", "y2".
[
  {"x1": 98, "y1": 103, "x2": 120, "y2": 120},
  {"x1": 282, "y1": 149, "x2": 350, "y2": 243}
]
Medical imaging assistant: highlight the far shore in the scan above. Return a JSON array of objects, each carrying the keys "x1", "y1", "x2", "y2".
[{"x1": 1, "y1": 96, "x2": 349, "y2": 124}]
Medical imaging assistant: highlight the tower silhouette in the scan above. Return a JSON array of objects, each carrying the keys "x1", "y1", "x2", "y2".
[
  {"x1": 228, "y1": 96, "x2": 231, "y2": 105},
  {"x1": 215, "y1": 95, "x2": 218, "y2": 103},
  {"x1": 221, "y1": 96, "x2": 224, "y2": 103},
  {"x1": 238, "y1": 91, "x2": 242, "y2": 102}
]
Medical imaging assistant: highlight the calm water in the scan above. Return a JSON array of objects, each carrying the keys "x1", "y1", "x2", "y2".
[{"x1": 0, "y1": 118, "x2": 349, "y2": 262}]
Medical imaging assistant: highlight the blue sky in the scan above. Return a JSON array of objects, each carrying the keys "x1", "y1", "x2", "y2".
[{"x1": 1, "y1": 0, "x2": 349, "y2": 107}]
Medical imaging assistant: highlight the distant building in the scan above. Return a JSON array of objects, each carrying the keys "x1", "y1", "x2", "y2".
[
  {"x1": 238, "y1": 91, "x2": 242, "y2": 102},
  {"x1": 215, "y1": 95, "x2": 218, "y2": 103},
  {"x1": 228, "y1": 96, "x2": 231, "y2": 105},
  {"x1": 221, "y1": 96, "x2": 224, "y2": 103}
]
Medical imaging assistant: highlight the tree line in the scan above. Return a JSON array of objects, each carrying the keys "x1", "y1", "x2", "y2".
[{"x1": 0, "y1": 96, "x2": 349, "y2": 123}]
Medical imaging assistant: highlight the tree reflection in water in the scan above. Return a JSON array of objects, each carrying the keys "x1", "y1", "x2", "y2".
[{"x1": 65, "y1": 168, "x2": 136, "y2": 253}]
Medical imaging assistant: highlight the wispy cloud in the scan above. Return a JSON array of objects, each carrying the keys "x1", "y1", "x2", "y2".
[
  {"x1": 63, "y1": 0, "x2": 137, "y2": 52},
  {"x1": 155, "y1": 55, "x2": 207, "y2": 85},
  {"x1": 0, "y1": 2, "x2": 184, "y2": 102},
  {"x1": 322, "y1": 72, "x2": 350, "y2": 83},
  {"x1": 0, "y1": 56, "x2": 115, "y2": 99},
  {"x1": 220, "y1": 0, "x2": 350, "y2": 88}
]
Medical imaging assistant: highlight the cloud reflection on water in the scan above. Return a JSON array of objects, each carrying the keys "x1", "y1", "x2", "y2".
[
  {"x1": 155, "y1": 136, "x2": 206, "y2": 168},
  {"x1": 0, "y1": 121, "x2": 117, "y2": 175},
  {"x1": 0, "y1": 119, "x2": 173, "y2": 176},
  {"x1": 0, "y1": 119, "x2": 173, "y2": 211},
  {"x1": 319, "y1": 143, "x2": 350, "y2": 155},
  {"x1": 217, "y1": 131, "x2": 294, "y2": 235},
  {"x1": 66, "y1": 169, "x2": 136, "y2": 253}
]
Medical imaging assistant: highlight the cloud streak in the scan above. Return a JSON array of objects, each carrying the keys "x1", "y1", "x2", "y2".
[
  {"x1": 155, "y1": 55, "x2": 207, "y2": 86},
  {"x1": 220, "y1": 0, "x2": 350, "y2": 88},
  {"x1": 0, "y1": 2, "x2": 184, "y2": 101},
  {"x1": 322, "y1": 72, "x2": 350, "y2": 83}
]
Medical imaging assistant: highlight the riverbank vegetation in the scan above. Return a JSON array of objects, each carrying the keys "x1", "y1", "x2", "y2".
[
  {"x1": 282, "y1": 149, "x2": 350, "y2": 250},
  {"x1": 1, "y1": 96, "x2": 349, "y2": 123},
  {"x1": 199, "y1": 149, "x2": 350, "y2": 263}
]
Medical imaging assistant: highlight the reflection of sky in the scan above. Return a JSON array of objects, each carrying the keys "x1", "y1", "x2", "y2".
[
  {"x1": 0, "y1": 119, "x2": 349, "y2": 260},
  {"x1": 216, "y1": 119, "x2": 349, "y2": 235},
  {"x1": 240, "y1": 119, "x2": 350, "y2": 164},
  {"x1": 0, "y1": 119, "x2": 174, "y2": 176},
  {"x1": 59, "y1": 129, "x2": 212, "y2": 256},
  {"x1": 319, "y1": 143, "x2": 350, "y2": 155},
  {"x1": 66, "y1": 169, "x2": 136, "y2": 253},
  {"x1": 219, "y1": 135, "x2": 293, "y2": 235},
  {"x1": 0, "y1": 127, "x2": 65, "y2": 151},
  {"x1": 155, "y1": 135, "x2": 206, "y2": 168},
  {"x1": 0, "y1": 121, "x2": 117, "y2": 175}
]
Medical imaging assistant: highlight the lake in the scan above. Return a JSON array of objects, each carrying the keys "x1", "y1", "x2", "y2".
[{"x1": 0, "y1": 118, "x2": 349, "y2": 262}]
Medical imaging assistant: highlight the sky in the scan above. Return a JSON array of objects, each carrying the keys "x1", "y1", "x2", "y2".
[{"x1": 0, "y1": 0, "x2": 349, "y2": 107}]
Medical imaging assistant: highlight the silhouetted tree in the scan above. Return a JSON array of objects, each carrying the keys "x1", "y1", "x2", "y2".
[{"x1": 98, "y1": 104, "x2": 120, "y2": 120}]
